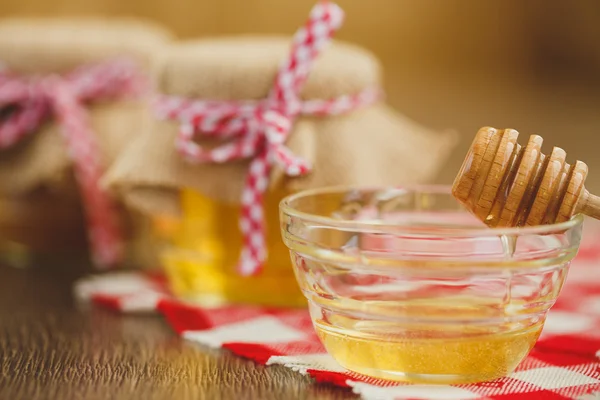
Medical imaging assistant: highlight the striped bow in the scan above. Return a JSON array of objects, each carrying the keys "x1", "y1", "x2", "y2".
[
  {"x1": 155, "y1": 2, "x2": 380, "y2": 276},
  {"x1": 0, "y1": 59, "x2": 143, "y2": 267}
]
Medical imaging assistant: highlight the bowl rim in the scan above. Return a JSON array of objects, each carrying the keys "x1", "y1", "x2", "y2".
[{"x1": 279, "y1": 184, "x2": 584, "y2": 237}]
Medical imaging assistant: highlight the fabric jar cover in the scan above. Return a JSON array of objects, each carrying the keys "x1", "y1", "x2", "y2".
[
  {"x1": 106, "y1": 37, "x2": 458, "y2": 216},
  {"x1": 0, "y1": 18, "x2": 173, "y2": 265}
]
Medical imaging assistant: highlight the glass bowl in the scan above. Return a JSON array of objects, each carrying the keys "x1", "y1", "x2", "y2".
[{"x1": 279, "y1": 185, "x2": 583, "y2": 384}]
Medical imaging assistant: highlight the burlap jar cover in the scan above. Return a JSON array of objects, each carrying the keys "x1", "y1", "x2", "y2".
[
  {"x1": 106, "y1": 3, "x2": 457, "y2": 302},
  {"x1": 0, "y1": 18, "x2": 172, "y2": 267}
]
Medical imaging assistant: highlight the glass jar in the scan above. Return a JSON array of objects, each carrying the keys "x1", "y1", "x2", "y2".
[
  {"x1": 0, "y1": 190, "x2": 162, "y2": 269},
  {"x1": 280, "y1": 185, "x2": 583, "y2": 384},
  {"x1": 0, "y1": 18, "x2": 173, "y2": 270},
  {"x1": 158, "y1": 186, "x2": 305, "y2": 307},
  {"x1": 0, "y1": 190, "x2": 87, "y2": 268}
]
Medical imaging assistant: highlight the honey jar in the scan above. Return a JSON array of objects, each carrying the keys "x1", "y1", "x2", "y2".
[
  {"x1": 106, "y1": 4, "x2": 457, "y2": 306},
  {"x1": 0, "y1": 18, "x2": 172, "y2": 268},
  {"x1": 156, "y1": 187, "x2": 302, "y2": 306}
]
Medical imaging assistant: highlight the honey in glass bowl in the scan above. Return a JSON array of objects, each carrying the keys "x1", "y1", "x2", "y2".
[
  {"x1": 312, "y1": 299, "x2": 544, "y2": 383},
  {"x1": 280, "y1": 185, "x2": 582, "y2": 383}
]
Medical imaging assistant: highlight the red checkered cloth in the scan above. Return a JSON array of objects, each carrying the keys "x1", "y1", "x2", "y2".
[
  {"x1": 74, "y1": 221, "x2": 600, "y2": 400},
  {"x1": 154, "y1": 1, "x2": 381, "y2": 276}
]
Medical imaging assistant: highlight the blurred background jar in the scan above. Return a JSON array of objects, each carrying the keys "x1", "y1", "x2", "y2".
[{"x1": 0, "y1": 18, "x2": 172, "y2": 269}]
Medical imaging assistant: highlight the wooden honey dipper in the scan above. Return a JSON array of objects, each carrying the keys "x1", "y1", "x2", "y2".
[{"x1": 452, "y1": 126, "x2": 600, "y2": 227}]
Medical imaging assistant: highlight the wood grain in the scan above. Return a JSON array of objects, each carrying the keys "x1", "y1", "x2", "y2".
[
  {"x1": 452, "y1": 127, "x2": 600, "y2": 227},
  {"x1": 0, "y1": 261, "x2": 356, "y2": 400}
]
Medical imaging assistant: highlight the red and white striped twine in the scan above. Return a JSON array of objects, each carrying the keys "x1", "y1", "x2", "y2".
[
  {"x1": 0, "y1": 58, "x2": 145, "y2": 267},
  {"x1": 155, "y1": 1, "x2": 382, "y2": 276}
]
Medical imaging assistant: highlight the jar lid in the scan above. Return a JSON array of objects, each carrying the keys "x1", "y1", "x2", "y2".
[
  {"x1": 106, "y1": 36, "x2": 457, "y2": 214},
  {"x1": 0, "y1": 17, "x2": 173, "y2": 74},
  {"x1": 0, "y1": 18, "x2": 172, "y2": 196},
  {"x1": 160, "y1": 36, "x2": 382, "y2": 100}
]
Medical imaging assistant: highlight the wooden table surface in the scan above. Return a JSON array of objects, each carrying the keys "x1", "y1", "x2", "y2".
[{"x1": 0, "y1": 261, "x2": 356, "y2": 400}]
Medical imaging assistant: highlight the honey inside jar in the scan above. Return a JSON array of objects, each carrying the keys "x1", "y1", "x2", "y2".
[
  {"x1": 0, "y1": 191, "x2": 87, "y2": 267},
  {"x1": 158, "y1": 186, "x2": 304, "y2": 307},
  {"x1": 313, "y1": 296, "x2": 543, "y2": 384}
]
